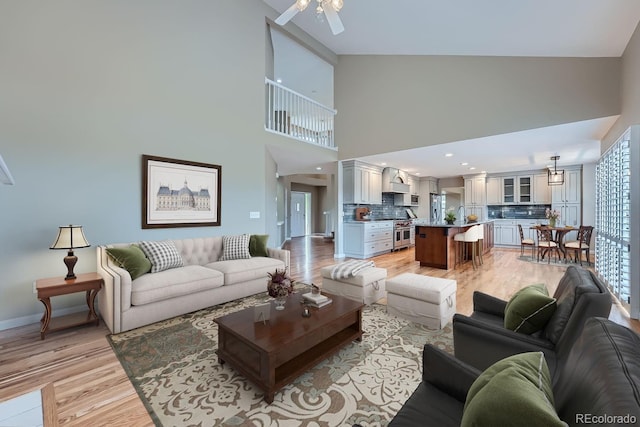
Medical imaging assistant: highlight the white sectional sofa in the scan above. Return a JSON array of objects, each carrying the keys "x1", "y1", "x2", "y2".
[{"x1": 97, "y1": 236, "x2": 290, "y2": 334}]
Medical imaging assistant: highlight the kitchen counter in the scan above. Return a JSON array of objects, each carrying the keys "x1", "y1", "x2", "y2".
[
  {"x1": 414, "y1": 221, "x2": 494, "y2": 270},
  {"x1": 412, "y1": 219, "x2": 494, "y2": 228}
]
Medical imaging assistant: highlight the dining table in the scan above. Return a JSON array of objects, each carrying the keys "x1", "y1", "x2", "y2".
[{"x1": 530, "y1": 225, "x2": 577, "y2": 262}]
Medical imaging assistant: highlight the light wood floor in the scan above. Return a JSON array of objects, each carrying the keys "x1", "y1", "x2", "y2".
[{"x1": 1, "y1": 238, "x2": 637, "y2": 426}]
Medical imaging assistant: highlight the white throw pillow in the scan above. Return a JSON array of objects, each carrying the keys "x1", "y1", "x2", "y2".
[
  {"x1": 220, "y1": 234, "x2": 251, "y2": 261},
  {"x1": 138, "y1": 240, "x2": 184, "y2": 273}
]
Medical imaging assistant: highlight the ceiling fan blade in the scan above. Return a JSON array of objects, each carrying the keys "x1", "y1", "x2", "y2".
[
  {"x1": 275, "y1": 3, "x2": 300, "y2": 25},
  {"x1": 323, "y1": 4, "x2": 344, "y2": 35}
]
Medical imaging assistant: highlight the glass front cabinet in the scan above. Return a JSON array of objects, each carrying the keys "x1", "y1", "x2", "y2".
[
  {"x1": 502, "y1": 177, "x2": 515, "y2": 203},
  {"x1": 517, "y1": 176, "x2": 532, "y2": 203}
]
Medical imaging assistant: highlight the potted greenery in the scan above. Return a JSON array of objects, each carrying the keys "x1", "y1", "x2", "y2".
[{"x1": 444, "y1": 210, "x2": 456, "y2": 225}]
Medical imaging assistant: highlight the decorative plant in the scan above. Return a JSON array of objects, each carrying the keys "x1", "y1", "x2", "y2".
[
  {"x1": 444, "y1": 209, "x2": 456, "y2": 222},
  {"x1": 545, "y1": 208, "x2": 561, "y2": 221},
  {"x1": 267, "y1": 267, "x2": 294, "y2": 298}
]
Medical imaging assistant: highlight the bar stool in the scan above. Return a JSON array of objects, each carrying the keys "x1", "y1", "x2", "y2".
[
  {"x1": 476, "y1": 224, "x2": 484, "y2": 266},
  {"x1": 454, "y1": 225, "x2": 480, "y2": 269}
]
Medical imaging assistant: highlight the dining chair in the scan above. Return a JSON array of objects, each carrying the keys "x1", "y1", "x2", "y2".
[
  {"x1": 564, "y1": 226, "x2": 594, "y2": 266},
  {"x1": 517, "y1": 224, "x2": 535, "y2": 259},
  {"x1": 536, "y1": 227, "x2": 560, "y2": 264}
]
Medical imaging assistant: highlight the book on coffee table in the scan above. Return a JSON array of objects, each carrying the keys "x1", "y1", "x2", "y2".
[
  {"x1": 305, "y1": 297, "x2": 332, "y2": 308},
  {"x1": 302, "y1": 292, "x2": 329, "y2": 304}
]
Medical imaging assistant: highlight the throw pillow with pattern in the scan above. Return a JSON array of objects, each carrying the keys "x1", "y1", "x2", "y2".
[
  {"x1": 220, "y1": 234, "x2": 251, "y2": 261},
  {"x1": 138, "y1": 240, "x2": 184, "y2": 273}
]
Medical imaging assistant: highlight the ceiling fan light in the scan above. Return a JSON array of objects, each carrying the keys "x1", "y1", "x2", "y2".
[
  {"x1": 331, "y1": 0, "x2": 344, "y2": 12},
  {"x1": 296, "y1": 0, "x2": 310, "y2": 11}
]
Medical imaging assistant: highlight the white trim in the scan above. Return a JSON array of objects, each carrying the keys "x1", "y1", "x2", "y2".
[{"x1": 0, "y1": 304, "x2": 87, "y2": 331}]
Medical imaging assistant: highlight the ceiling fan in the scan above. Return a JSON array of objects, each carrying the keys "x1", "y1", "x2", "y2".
[{"x1": 275, "y1": 0, "x2": 345, "y2": 35}]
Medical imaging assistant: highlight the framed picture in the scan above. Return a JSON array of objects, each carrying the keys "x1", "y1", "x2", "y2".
[{"x1": 142, "y1": 154, "x2": 221, "y2": 228}]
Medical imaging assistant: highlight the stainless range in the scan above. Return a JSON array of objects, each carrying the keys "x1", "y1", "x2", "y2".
[{"x1": 393, "y1": 220, "x2": 413, "y2": 250}]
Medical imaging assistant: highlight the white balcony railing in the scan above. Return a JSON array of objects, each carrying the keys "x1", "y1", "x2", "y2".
[{"x1": 265, "y1": 78, "x2": 337, "y2": 149}]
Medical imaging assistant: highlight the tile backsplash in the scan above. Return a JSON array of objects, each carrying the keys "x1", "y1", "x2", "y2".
[
  {"x1": 344, "y1": 193, "x2": 415, "y2": 221},
  {"x1": 488, "y1": 204, "x2": 551, "y2": 219}
]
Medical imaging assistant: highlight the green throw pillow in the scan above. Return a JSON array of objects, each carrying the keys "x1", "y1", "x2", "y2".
[
  {"x1": 504, "y1": 284, "x2": 557, "y2": 334},
  {"x1": 249, "y1": 234, "x2": 269, "y2": 257},
  {"x1": 106, "y1": 245, "x2": 152, "y2": 280},
  {"x1": 461, "y1": 352, "x2": 564, "y2": 427}
]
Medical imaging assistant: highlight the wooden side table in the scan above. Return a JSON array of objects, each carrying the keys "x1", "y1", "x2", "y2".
[{"x1": 36, "y1": 272, "x2": 103, "y2": 340}]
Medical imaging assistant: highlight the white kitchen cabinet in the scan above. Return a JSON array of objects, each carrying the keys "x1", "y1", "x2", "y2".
[
  {"x1": 502, "y1": 177, "x2": 516, "y2": 204},
  {"x1": 552, "y1": 167, "x2": 581, "y2": 226},
  {"x1": 559, "y1": 203, "x2": 580, "y2": 227},
  {"x1": 464, "y1": 175, "x2": 486, "y2": 221},
  {"x1": 493, "y1": 220, "x2": 518, "y2": 246},
  {"x1": 426, "y1": 178, "x2": 438, "y2": 194},
  {"x1": 486, "y1": 177, "x2": 502, "y2": 205},
  {"x1": 408, "y1": 175, "x2": 420, "y2": 195},
  {"x1": 344, "y1": 221, "x2": 393, "y2": 258},
  {"x1": 343, "y1": 160, "x2": 383, "y2": 205},
  {"x1": 464, "y1": 175, "x2": 487, "y2": 206},
  {"x1": 533, "y1": 174, "x2": 552, "y2": 204},
  {"x1": 552, "y1": 168, "x2": 581, "y2": 204},
  {"x1": 517, "y1": 176, "x2": 532, "y2": 203}
]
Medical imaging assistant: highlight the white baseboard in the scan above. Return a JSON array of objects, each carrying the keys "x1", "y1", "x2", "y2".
[{"x1": 0, "y1": 305, "x2": 87, "y2": 331}]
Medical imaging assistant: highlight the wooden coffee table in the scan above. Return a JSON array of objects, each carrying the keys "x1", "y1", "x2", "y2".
[{"x1": 214, "y1": 293, "x2": 364, "y2": 403}]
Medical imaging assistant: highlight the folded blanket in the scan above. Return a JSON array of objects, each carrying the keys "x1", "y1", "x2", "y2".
[{"x1": 330, "y1": 260, "x2": 375, "y2": 279}]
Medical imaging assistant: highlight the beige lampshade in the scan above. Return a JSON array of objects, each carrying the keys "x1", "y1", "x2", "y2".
[{"x1": 50, "y1": 225, "x2": 90, "y2": 250}]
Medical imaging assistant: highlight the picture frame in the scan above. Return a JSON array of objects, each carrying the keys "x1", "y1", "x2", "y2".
[
  {"x1": 253, "y1": 303, "x2": 271, "y2": 324},
  {"x1": 142, "y1": 154, "x2": 221, "y2": 229}
]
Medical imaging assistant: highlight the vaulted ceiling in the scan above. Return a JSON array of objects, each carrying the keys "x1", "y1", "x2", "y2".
[{"x1": 264, "y1": 0, "x2": 640, "y2": 177}]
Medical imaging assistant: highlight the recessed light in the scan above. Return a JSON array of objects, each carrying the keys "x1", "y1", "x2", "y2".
[
  {"x1": 461, "y1": 162, "x2": 469, "y2": 166},
  {"x1": 316, "y1": 167, "x2": 322, "y2": 170},
  {"x1": 276, "y1": 78, "x2": 282, "y2": 83},
  {"x1": 445, "y1": 153, "x2": 453, "y2": 157},
  {"x1": 415, "y1": 172, "x2": 421, "y2": 175},
  {"x1": 469, "y1": 167, "x2": 476, "y2": 170},
  {"x1": 380, "y1": 162, "x2": 387, "y2": 166}
]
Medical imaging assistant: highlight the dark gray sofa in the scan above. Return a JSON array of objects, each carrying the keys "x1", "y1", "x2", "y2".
[
  {"x1": 388, "y1": 317, "x2": 640, "y2": 426},
  {"x1": 452, "y1": 265, "x2": 611, "y2": 376}
]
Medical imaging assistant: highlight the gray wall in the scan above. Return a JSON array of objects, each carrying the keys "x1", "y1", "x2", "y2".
[
  {"x1": 335, "y1": 55, "x2": 621, "y2": 159},
  {"x1": 603, "y1": 20, "x2": 640, "y2": 149},
  {"x1": 0, "y1": 1, "x2": 289, "y2": 325}
]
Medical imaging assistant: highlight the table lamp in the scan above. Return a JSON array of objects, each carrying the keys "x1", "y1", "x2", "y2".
[{"x1": 50, "y1": 225, "x2": 91, "y2": 280}]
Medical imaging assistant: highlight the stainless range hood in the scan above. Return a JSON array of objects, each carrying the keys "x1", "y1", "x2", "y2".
[{"x1": 382, "y1": 167, "x2": 410, "y2": 194}]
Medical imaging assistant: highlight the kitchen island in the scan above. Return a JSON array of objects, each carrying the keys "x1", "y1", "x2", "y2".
[{"x1": 414, "y1": 220, "x2": 494, "y2": 269}]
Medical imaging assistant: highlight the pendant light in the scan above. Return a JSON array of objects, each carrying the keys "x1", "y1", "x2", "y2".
[{"x1": 548, "y1": 155, "x2": 564, "y2": 186}]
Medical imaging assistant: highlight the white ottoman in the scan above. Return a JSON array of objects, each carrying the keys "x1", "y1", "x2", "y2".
[
  {"x1": 386, "y1": 273, "x2": 457, "y2": 329},
  {"x1": 320, "y1": 264, "x2": 387, "y2": 305}
]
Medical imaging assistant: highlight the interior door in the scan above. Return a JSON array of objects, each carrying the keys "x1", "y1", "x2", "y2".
[{"x1": 291, "y1": 191, "x2": 307, "y2": 237}]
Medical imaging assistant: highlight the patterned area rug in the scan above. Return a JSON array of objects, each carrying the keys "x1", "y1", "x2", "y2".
[{"x1": 107, "y1": 292, "x2": 453, "y2": 427}]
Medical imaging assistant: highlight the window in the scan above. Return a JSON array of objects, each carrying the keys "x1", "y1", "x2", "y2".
[{"x1": 596, "y1": 127, "x2": 638, "y2": 319}]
